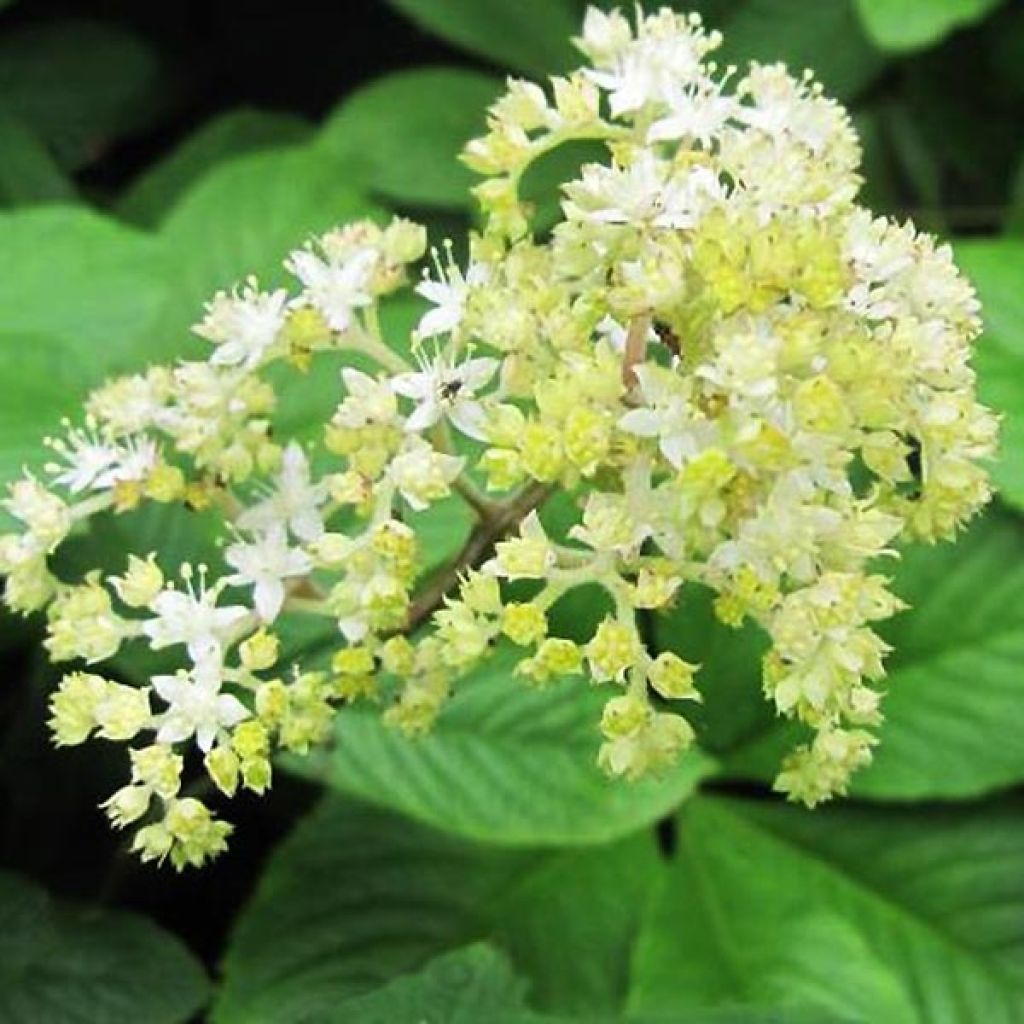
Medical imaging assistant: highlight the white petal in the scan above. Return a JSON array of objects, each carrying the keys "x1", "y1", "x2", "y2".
[
  {"x1": 404, "y1": 399, "x2": 442, "y2": 434},
  {"x1": 254, "y1": 578, "x2": 285, "y2": 622},
  {"x1": 460, "y1": 357, "x2": 499, "y2": 391},
  {"x1": 196, "y1": 724, "x2": 217, "y2": 753},
  {"x1": 217, "y1": 694, "x2": 250, "y2": 728},
  {"x1": 448, "y1": 400, "x2": 489, "y2": 441},
  {"x1": 390, "y1": 372, "x2": 433, "y2": 400},
  {"x1": 619, "y1": 408, "x2": 662, "y2": 437}
]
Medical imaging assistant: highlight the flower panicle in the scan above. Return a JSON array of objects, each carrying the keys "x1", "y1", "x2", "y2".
[{"x1": 0, "y1": 5, "x2": 995, "y2": 865}]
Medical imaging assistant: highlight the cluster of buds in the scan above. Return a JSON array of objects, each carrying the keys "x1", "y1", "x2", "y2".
[{"x1": 0, "y1": 6, "x2": 995, "y2": 865}]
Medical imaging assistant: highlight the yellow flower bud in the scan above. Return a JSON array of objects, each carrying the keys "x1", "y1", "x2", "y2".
[{"x1": 240, "y1": 629, "x2": 280, "y2": 672}]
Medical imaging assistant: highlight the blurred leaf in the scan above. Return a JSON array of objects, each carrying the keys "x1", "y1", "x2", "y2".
[
  {"x1": 292, "y1": 643, "x2": 713, "y2": 846},
  {"x1": 118, "y1": 108, "x2": 311, "y2": 227},
  {"x1": 0, "y1": 333, "x2": 90, "y2": 488},
  {"x1": 710, "y1": 0, "x2": 887, "y2": 101},
  {"x1": 956, "y1": 239, "x2": 1024, "y2": 508},
  {"x1": 0, "y1": 205, "x2": 169, "y2": 363},
  {"x1": 1008, "y1": 158, "x2": 1024, "y2": 233},
  {"x1": 855, "y1": 0, "x2": 1003, "y2": 52},
  {"x1": 881, "y1": 102, "x2": 944, "y2": 230},
  {"x1": 852, "y1": 109, "x2": 902, "y2": 216},
  {"x1": 214, "y1": 795, "x2": 661, "y2": 1022},
  {"x1": 0, "y1": 206, "x2": 170, "y2": 522},
  {"x1": 632, "y1": 796, "x2": 1024, "y2": 1023},
  {"x1": 0, "y1": 19, "x2": 161, "y2": 168},
  {"x1": 385, "y1": 0, "x2": 582, "y2": 77},
  {"x1": 0, "y1": 870, "x2": 208, "y2": 1023},
  {"x1": 158, "y1": 145, "x2": 376, "y2": 317},
  {"x1": 0, "y1": 114, "x2": 75, "y2": 206},
  {"x1": 317, "y1": 68, "x2": 502, "y2": 209}
]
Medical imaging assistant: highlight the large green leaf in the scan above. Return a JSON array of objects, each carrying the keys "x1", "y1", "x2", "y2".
[
  {"x1": 956, "y1": 238, "x2": 1024, "y2": 509},
  {"x1": 317, "y1": 68, "x2": 502, "y2": 209},
  {"x1": 293, "y1": 643, "x2": 713, "y2": 846},
  {"x1": 0, "y1": 870, "x2": 208, "y2": 1023},
  {"x1": 118, "y1": 108, "x2": 310, "y2": 227},
  {"x1": 0, "y1": 19, "x2": 161, "y2": 168},
  {"x1": 214, "y1": 795, "x2": 661, "y2": 1022},
  {"x1": 630, "y1": 796, "x2": 1024, "y2": 1023},
  {"x1": 855, "y1": 0, "x2": 1003, "y2": 52},
  {"x1": 385, "y1": 0, "x2": 582, "y2": 77}
]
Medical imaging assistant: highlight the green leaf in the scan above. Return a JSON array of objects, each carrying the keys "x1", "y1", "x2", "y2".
[
  {"x1": 0, "y1": 333, "x2": 91, "y2": 488},
  {"x1": 856, "y1": 0, "x2": 1003, "y2": 52},
  {"x1": 293, "y1": 643, "x2": 713, "y2": 845},
  {"x1": 317, "y1": 68, "x2": 502, "y2": 209},
  {"x1": 158, "y1": 145, "x2": 377, "y2": 318},
  {"x1": 0, "y1": 205, "x2": 169, "y2": 365},
  {"x1": 332, "y1": 944, "x2": 531, "y2": 1023},
  {"x1": 0, "y1": 206, "x2": 169, "y2": 513},
  {"x1": 118, "y1": 108, "x2": 311, "y2": 227},
  {"x1": 956, "y1": 238, "x2": 1024, "y2": 509},
  {"x1": 631, "y1": 796, "x2": 1024, "y2": 1024},
  {"x1": 0, "y1": 870, "x2": 208, "y2": 1023},
  {"x1": 385, "y1": 0, "x2": 582, "y2": 77},
  {"x1": 0, "y1": 114, "x2": 75, "y2": 206},
  {"x1": 0, "y1": 19, "x2": 161, "y2": 168},
  {"x1": 214, "y1": 795, "x2": 661, "y2": 1022},
  {"x1": 708, "y1": 0, "x2": 887, "y2": 101}
]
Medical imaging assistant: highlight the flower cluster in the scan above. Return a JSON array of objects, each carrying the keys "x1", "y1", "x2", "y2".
[{"x1": 0, "y1": 6, "x2": 995, "y2": 865}]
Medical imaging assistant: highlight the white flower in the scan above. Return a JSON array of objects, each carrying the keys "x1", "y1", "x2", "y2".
[
  {"x1": 621, "y1": 364, "x2": 715, "y2": 468},
  {"x1": 334, "y1": 368, "x2": 400, "y2": 429},
  {"x1": 649, "y1": 84, "x2": 737, "y2": 147},
  {"x1": 46, "y1": 427, "x2": 158, "y2": 494},
  {"x1": 388, "y1": 437, "x2": 464, "y2": 510},
  {"x1": 576, "y1": 7, "x2": 632, "y2": 65},
  {"x1": 564, "y1": 153, "x2": 723, "y2": 229},
  {"x1": 225, "y1": 527, "x2": 312, "y2": 622},
  {"x1": 152, "y1": 657, "x2": 249, "y2": 753},
  {"x1": 238, "y1": 442, "x2": 327, "y2": 542},
  {"x1": 193, "y1": 279, "x2": 288, "y2": 369},
  {"x1": 286, "y1": 243, "x2": 377, "y2": 333},
  {"x1": 391, "y1": 353, "x2": 499, "y2": 440},
  {"x1": 585, "y1": 10, "x2": 714, "y2": 116},
  {"x1": 142, "y1": 572, "x2": 248, "y2": 663},
  {"x1": 414, "y1": 260, "x2": 489, "y2": 340}
]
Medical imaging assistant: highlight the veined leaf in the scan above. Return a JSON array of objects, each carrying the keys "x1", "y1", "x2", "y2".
[
  {"x1": 214, "y1": 795, "x2": 661, "y2": 1022},
  {"x1": 630, "y1": 796, "x2": 1024, "y2": 1023}
]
